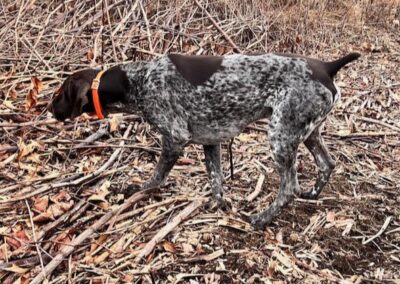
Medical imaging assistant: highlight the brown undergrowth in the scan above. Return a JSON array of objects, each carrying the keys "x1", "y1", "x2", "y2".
[{"x1": 0, "y1": 0, "x2": 399, "y2": 283}]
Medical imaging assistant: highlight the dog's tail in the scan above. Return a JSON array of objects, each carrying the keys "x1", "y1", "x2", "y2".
[{"x1": 326, "y1": 52, "x2": 361, "y2": 77}]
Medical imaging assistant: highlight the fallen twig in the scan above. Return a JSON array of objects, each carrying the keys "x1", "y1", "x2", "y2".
[
  {"x1": 75, "y1": 124, "x2": 109, "y2": 148},
  {"x1": 134, "y1": 199, "x2": 204, "y2": 263},
  {"x1": 25, "y1": 200, "x2": 45, "y2": 273},
  {"x1": 246, "y1": 173, "x2": 265, "y2": 202},
  {"x1": 183, "y1": 249, "x2": 224, "y2": 263},
  {"x1": 356, "y1": 116, "x2": 400, "y2": 133},
  {"x1": 329, "y1": 131, "x2": 399, "y2": 138},
  {"x1": 362, "y1": 216, "x2": 393, "y2": 245}
]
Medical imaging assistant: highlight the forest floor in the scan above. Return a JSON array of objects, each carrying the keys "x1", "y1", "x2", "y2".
[{"x1": 0, "y1": 1, "x2": 399, "y2": 283}]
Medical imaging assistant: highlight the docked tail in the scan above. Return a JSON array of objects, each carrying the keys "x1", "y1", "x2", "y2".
[{"x1": 325, "y1": 52, "x2": 361, "y2": 77}]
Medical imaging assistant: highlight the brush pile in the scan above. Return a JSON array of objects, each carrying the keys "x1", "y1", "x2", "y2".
[{"x1": 0, "y1": 0, "x2": 399, "y2": 283}]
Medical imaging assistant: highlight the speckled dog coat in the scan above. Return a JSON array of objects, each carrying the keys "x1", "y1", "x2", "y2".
[{"x1": 49, "y1": 52, "x2": 361, "y2": 229}]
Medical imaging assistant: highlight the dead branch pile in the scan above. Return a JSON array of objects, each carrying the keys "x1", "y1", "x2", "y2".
[{"x1": 0, "y1": 0, "x2": 399, "y2": 283}]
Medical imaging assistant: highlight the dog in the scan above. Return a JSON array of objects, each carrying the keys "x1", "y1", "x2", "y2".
[{"x1": 48, "y1": 52, "x2": 360, "y2": 229}]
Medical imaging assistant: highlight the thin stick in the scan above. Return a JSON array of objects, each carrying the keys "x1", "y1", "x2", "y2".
[
  {"x1": 330, "y1": 131, "x2": 399, "y2": 138},
  {"x1": 25, "y1": 200, "x2": 45, "y2": 274},
  {"x1": 356, "y1": 116, "x2": 400, "y2": 133},
  {"x1": 362, "y1": 216, "x2": 392, "y2": 245},
  {"x1": 75, "y1": 124, "x2": 109, "y2": 148},
  {"x1": 246, "y1": 174, "x2": 265, "y2": 202},
  {"x1": 134, "y1": 199, "x2": 203, "y2": 263},
  {"x1": 183, "y1": 248, "x2": 224, "y2": 262},
  {"x1": 0, "y1": 118, "x2": 58, "y2": 128},
  {"x1": 139, "y1": 0, "x2": 153, "y2": 53},
  {"x1": 0, "y1": 153, "x2": 16, "y2": 169}
]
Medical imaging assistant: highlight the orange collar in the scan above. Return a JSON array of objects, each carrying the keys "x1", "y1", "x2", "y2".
[{"x1": 91, "y1": 70, "x2": 105, "y2": 119}]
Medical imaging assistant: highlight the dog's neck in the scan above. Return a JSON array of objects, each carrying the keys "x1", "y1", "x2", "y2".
[
  {"x1": 98, "y1": 62, "x2": 147, "y2": 114},
  {"x1": 96, "y1": 66, "x2": 129, "y2": 112}
]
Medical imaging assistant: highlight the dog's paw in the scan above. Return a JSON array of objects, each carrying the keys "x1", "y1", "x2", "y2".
[
  {"x1": 215, "y1": 193, "x2": 230, "y2": 209},
  {"x1": 208, "y1": 194, "x2": 230, "y2": 211},
  {"x1": 124, "y1": 184, "x2": 142, "y2": 198},
  {"x1": 299, "y1": 188, "x2": 319, "y2": 200},
  {"x1": 246, "y1": 214, "x2": 271, "y2": 230}
]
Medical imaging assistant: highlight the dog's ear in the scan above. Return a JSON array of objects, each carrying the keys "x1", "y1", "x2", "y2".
[
  {"x1": 71, "y1": 80, "x2": 91, "y2": 118},
  {"x1": 49, "y1": 69, "x2": 97, "y2": 121}
]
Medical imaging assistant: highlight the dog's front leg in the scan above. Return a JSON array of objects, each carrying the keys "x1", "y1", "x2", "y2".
[
  {"x1": 142, "y1": 136, "x2": 185, "y2": 190},
  {"x1": 203, "y1": 144, "x2": 225, "y2": 207}
]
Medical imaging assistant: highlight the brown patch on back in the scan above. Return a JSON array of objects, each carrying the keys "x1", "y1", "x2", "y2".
[
  {"x1": 168, "y1": 54, "x2": 223, "y2": 86},
  {"x1": 275, "y1": 53, "x2": 337, "y2": 96},
  {"x1": 305, "y1": 58, "x2": 337, "y2": 95}
]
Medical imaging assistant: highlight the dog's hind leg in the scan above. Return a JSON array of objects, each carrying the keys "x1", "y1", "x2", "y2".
[
  {"x1": 248, "y1": 112, "x2": 302, "y2": 229},
  {"x1": 301, "y1": 126, "x2": 335, "y2": 199},
  {"x1": 203, "y1": 144, "x2": 225, "y2": 207}
]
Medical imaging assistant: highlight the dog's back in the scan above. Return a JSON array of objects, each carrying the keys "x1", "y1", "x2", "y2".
[{"x1": 140, "y1": 53, "x2": 349, "y2": 144}]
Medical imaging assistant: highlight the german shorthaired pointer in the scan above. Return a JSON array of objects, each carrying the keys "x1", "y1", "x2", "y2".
[{"x1": 48, "y1": 52, "x2": 360, "y2": 229}]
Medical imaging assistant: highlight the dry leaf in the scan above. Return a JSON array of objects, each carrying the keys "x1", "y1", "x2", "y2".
[
  {"x1": 54, "y1": 231, "x2": 72, "y2": 251},
  {"x1": 123, "y1": 275, "x2": 135, "y2": 283},
  {"x1": 33, "y1": 195, "x2": 49, "y2": 212},
  {"x1": 6, "y1": 230, "x2": 30, "y2": 250},
  {"x1": 51, "y1": 191, "x2": 71, "y2": 203},
  {"x1": 50, "y1": 201, "x2": 74, "y2": 217},
  {"x1": 17, "y1": 139, "x2": 39, "y2": 161},
  {"x1": 109, "y1": 115, "x2": 122, "y2": 132},
  {"x1": 0, "y1": 243, "x2": 8, "y2": 261},
  {"x1": 88, "y1": 181, "x2": 111, "y2": 202},
  {"x1": 31, "y1": 76, "x2": 43, "y2": 93},
  {"x1": 33, "y1": 201, "x2": 74, "y2": 222},
  {"x1": 33, "y1": 211, "x2": 54, "y2": 222},
  {"x1": 326, "y1": 211, "x2": 336, "y2": 223},
  {"x1": 87, "y1": 48, "x2": 94, "y2": 62},
  {"x1": 181, "y1": 243, "x2": 194, "y2": 255},
  {"x1": 8, "y1": 88, "x2": 17, "y2": 100},
  {"x1": 163, "y1": 240, "x2": 177, "y2": 253},
  {"x1": 2, "y1": 100, "x2": 17, "y2": 110},
  {"x1": 94, "y1": 251, "x2": 110, "y2": 264},
  {"x1": 26, "y1": 88, "x2": 38, "y2": 110},
  {"x1": 3, "y1": 264, "x2": 29, "y2": 274}
]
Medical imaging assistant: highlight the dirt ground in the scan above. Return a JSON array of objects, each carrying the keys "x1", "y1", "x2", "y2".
[{"x1": 0, "y1": 1, "x2": 399, "y2": 283}]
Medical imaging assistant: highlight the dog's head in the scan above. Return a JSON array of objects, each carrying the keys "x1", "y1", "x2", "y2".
[{"x1": 48, "y1": 69, "x2": 98, "y2": 121}]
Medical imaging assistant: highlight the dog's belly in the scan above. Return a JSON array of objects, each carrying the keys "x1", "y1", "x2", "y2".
[
  {"x1": 188, "y1": 104, "x2": 272, "y2": 144},
  {"x1": 189, "y1": 120, "x2": 249, "y2": 145}
]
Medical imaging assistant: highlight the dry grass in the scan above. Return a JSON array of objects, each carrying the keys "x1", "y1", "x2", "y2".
[{"x1": 0, "y1": 0, "x2": 400, "y2": 283}]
